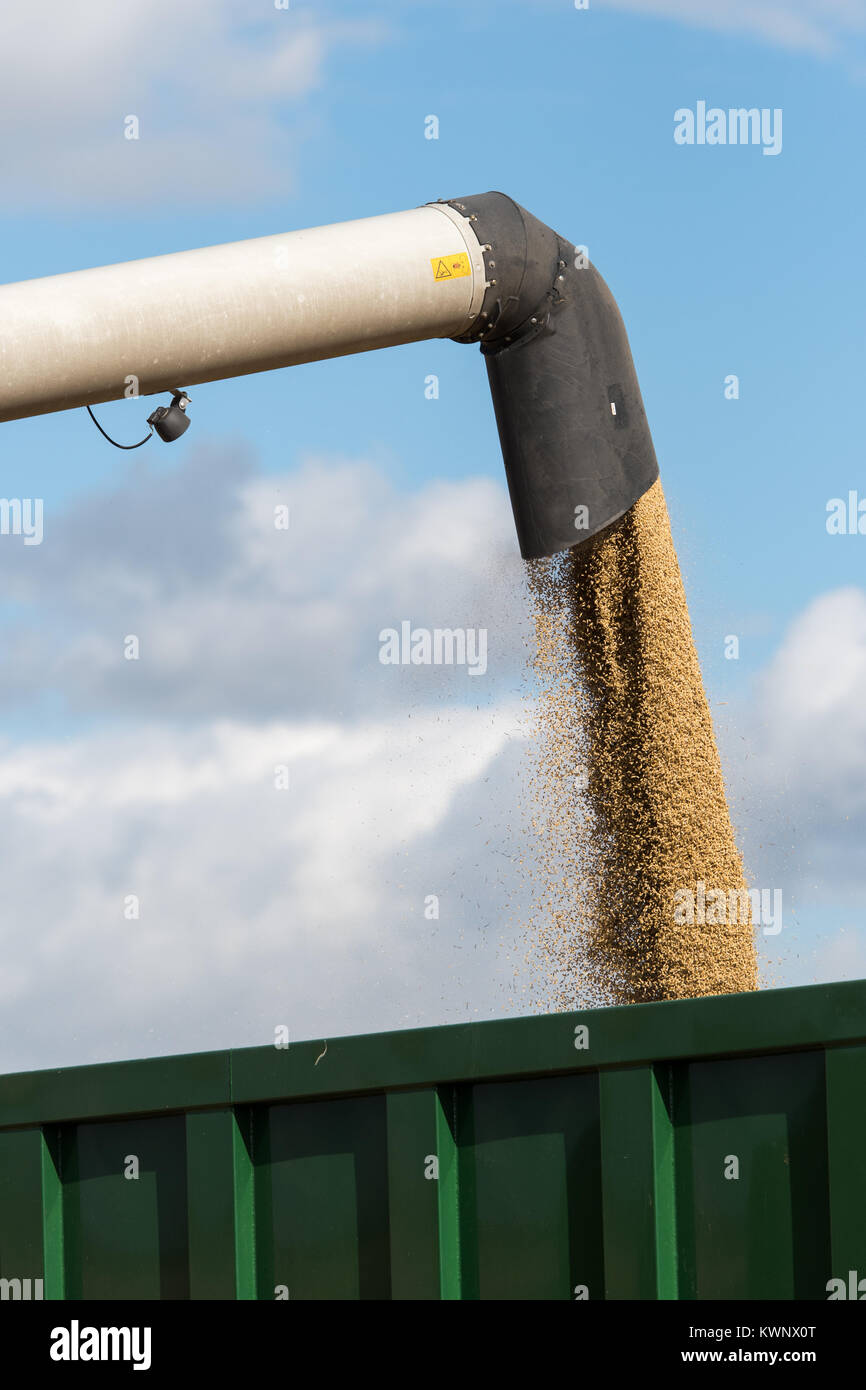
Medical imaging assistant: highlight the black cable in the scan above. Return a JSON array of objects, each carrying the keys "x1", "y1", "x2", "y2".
[{"x1": 86, "y1": 405, "x2": 153, "y2": 450}]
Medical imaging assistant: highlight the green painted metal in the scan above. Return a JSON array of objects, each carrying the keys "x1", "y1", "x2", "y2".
[
  {"x1": 599, "y1": 1065, "x2": 677, "y2": 1299},
  {"x1": 184, "y1": 1109, "x2": 254, "y2": 1299},
  {"x1": 459, "y1": 1074, "x2": 603, "y2": 1300},
  {"x1": 385, "y1": 1090, "x2": 441, "y2": 1299},
  {"x1": 254, "y1": 1094, "x2": 391, "y2": 1300},
  {"x1": 0, "y1": 979, "x2": 864, "y2": 1301},
  {"x1": 0, "y1": 1050, "x2": 231, "y2": 1130},
  {"x1": 825, "y1": 1045, "x2": 866, "y2": 1289},
  {"x1": 41, "y1": 1126, "x2": 65, "y2": 1300},
  {"x1": 435, "y1": 1086, "x2": 463, "y2": 1299},
  {"x1": 61, "y1": 1115, "x2": 190, "y2": 1300},
  {"x1": 0, "y1": 1128, "x2": 45, "y2": 1298}
]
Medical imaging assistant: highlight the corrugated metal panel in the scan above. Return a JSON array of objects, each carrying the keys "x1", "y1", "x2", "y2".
[{"x1": 0, "y1": 979, "x2": 864, "y2": 1301}]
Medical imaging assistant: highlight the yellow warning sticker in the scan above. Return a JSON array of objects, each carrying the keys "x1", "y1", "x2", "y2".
[{"x1": 431, "y1": 252, "x2": 471, "y2": 281}]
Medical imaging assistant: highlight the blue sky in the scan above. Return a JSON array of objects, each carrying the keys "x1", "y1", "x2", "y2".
[
  {"x1": 0, "y1": 0, "x2": 864, "y2": 1068},
  {"x1": 4, "y1": 2, "x2": 863, "y2": 658}
]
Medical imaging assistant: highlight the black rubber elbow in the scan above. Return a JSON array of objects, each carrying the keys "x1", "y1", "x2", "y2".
[{"x1": 442, "y1": 191, "x2": 659, "y2": 560}]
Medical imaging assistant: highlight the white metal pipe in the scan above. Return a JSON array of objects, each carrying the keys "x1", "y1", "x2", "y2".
[{"x1": 0, "y1": 203, "x2": 486, "y2": 422}]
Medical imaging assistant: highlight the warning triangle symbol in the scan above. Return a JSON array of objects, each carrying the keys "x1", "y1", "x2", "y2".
[{"x1": 434, "y1": 259, "x2": 453, "y2": 279}]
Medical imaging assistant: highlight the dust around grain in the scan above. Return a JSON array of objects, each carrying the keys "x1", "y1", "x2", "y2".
[{"x1": 522, "y1": 479, "x2": 758, "y2": 1008}]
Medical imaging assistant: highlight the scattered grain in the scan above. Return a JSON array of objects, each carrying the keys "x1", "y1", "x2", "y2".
[{"x1": 523, "y1": 479, "x2": 758, "y2": 1007}]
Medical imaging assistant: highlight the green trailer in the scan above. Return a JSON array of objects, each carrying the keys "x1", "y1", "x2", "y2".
[{"x1": 1, "y1": 978, "x2": 864, "y2": 1301}]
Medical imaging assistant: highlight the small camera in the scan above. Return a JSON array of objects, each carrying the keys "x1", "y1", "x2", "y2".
[{"x1": 147, "y1": 389, "x2": 191, "y2": 442}]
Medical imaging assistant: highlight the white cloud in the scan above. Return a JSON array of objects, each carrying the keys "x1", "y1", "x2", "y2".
[
  {"x1": 0, "y1": 705, "x2": 530, "y2": 1071},
  {"x1": 811, "y1": 925, "x2": 866, "y2": 980},
  {"x1": 0, "y1": 2, "x2": 388, "y2": 206},
  {"x1": 2, "y1": 449, "x2": 864, "y2": 1071},
  {"x1": 756, "y1": 588, "x2": 866, "y2": 727},
  {"x1": 601, "y1": 0, "x2": 866, "y2": 58},
  {"x1": 728, "y1": 587, "x2": 866, "y2": 931},
  {"x1": 0, "y1": 445, "x2": 526, "y2": 719},
  {"x1": 749, "y1": 587, "x2": 866, "y2": 809},
  {"x1": 0, "y1": 450, "x2": 535, "y2": 1071}
]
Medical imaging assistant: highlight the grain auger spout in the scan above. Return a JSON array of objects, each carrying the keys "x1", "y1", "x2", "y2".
[{"x1": 0, "y1": 191, "x2": 658, "y2": 558}]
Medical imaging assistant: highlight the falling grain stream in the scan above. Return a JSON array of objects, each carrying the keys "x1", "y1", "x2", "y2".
[{"x1": 526, "y1": 479, "x2": 758, "y2": 1006}]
